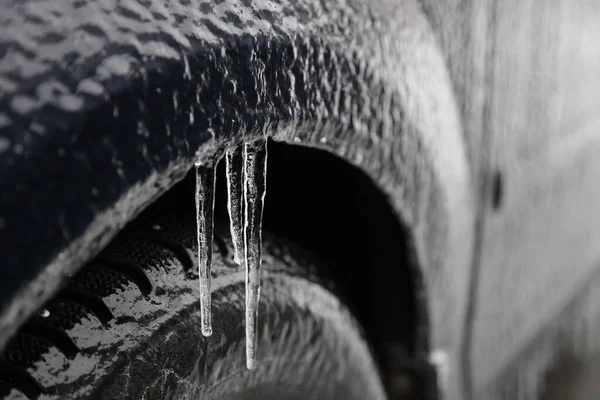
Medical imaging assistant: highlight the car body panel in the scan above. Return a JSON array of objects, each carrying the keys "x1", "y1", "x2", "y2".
[{"x1": 423, "y1": 0, "x2": 600, "y2": 397}]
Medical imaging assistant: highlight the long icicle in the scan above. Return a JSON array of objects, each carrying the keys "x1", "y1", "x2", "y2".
[
  {"x1": 244, "y1": 138, "x2": 268, "y2": 370},
  {"x1": 225, "y1": 146, "x2": 246, "y2": 265},
  {"x1": 196, "y1": 163, "x2": 216, "y2": 337}
]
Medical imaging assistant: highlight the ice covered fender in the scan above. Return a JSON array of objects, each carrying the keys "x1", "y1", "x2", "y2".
[{"x1": 0, "y1": 0, "x2": 474, "y2": 397}]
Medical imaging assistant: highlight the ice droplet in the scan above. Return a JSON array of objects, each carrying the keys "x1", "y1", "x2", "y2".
[
  {"x1": 196, "y1": 163, "x2": 216, "y2": 337},
  {"x1": 225, "y1": 146, "x2": 246, "y2": 265},
  {"x1": 429, "y1": 349, "x2": 449, "y2": 392},
  {"x1": 243, "y1": 138, "x2": 268, "y2": 369}
]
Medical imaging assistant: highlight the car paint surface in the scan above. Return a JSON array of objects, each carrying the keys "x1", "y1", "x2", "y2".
[{"x1": 423, "y1": 0, "x2": 600, "y2": 397}]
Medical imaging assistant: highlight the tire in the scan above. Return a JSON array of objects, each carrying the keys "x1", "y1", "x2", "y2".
[{"x1": 0, "y1": 208, "x2": 385, "y2": 400}]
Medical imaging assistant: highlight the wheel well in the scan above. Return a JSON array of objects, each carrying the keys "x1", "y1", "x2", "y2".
[
  {"x1": 219, "y1": 141, "x2": 424, "y2": 368},
  {"x1": 155, "y1": 139, "x2": 424, "y2": 376}
]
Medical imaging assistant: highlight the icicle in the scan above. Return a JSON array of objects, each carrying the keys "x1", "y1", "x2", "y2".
[
  {"x1": 195, "y1": 163, "x2": 216, "y2": 337},
  {"x1": 225, "y1": 146, "x2": 245, "y2": 265},
  {"x1": 244, "y1": 138, "x2": 268, "y2": 370}
]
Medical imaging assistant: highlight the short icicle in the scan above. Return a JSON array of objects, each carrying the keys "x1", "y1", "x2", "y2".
[
  {"x1": 243, "y1": 138, "x2": 268, "y2": 370},
  {"x1": 225, "y1": 146, "x2": 246, "y2": 265},
  {"x1": 195, "y1": 163, "x2": 216, "y2": 337}
]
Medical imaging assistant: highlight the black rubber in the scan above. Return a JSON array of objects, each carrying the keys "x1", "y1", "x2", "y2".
[{"x1": 0, "y1": 209, "x2": 384, "y2": 400}]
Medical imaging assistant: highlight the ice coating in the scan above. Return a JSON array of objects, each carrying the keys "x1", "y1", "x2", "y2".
[
  {"x1": 243, "y1": 139, "x2": 268, "y2": 369},
  {"x1": 195, "y1": 163, "x2": 215, "y2": 337},
  {"x1": 225, "y1": 146, "x2": 246, "y2": 265}
]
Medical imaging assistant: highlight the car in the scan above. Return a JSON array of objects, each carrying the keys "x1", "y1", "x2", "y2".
[{"x1": 1, "y1": 0, "x2": 599, "y2": 399}]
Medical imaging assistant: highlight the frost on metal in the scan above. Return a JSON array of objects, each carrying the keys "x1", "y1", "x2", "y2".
[
  {"x1": 195, "y1": 163, "x2": 216, "y2": 337},
  {"x1": 242, "y1": 138, "x2": 268, "y2": 370}
]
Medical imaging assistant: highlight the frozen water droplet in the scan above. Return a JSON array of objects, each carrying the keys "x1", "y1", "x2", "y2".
[
  {"x1": 196, "y1": 164, "x2": 216, "y2": 337},
  {"x1": 225, "y1": 146, "x2": 245, "y2": 265},
  {"x1": 243, "y1": 138, "x2": 268, "y2": 369},
  {"x1": 152, "y1": 224, "x2": 162, "y2": 231},
  {"x1": 429, "y1": 349, "x2": 449, "y2": 391},
  {"x1": 40, "y1": 309, "x2": 50, "y2": 318},
  {"x1": 30, "y1": 122, "x2": 45, "y2": 135},
  {"x1": 183, "y1": 53, "x2": 191, "y2": 81}
]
